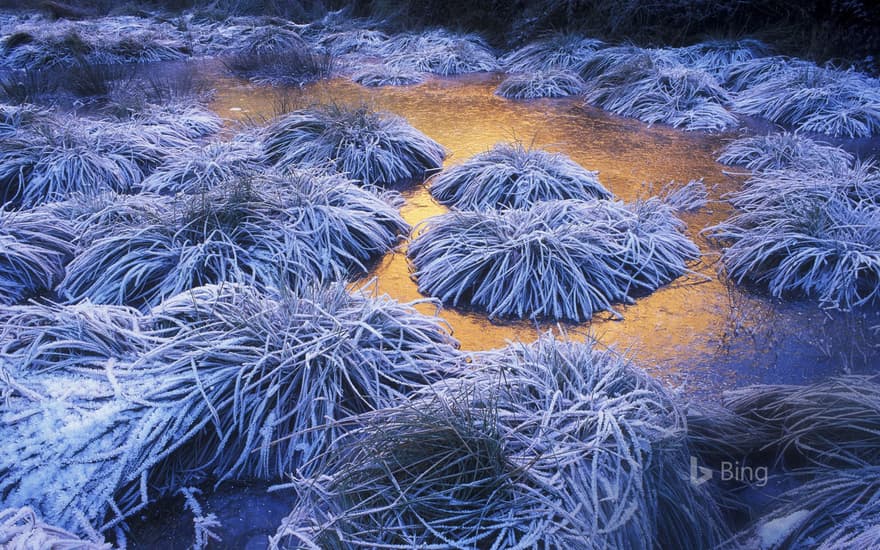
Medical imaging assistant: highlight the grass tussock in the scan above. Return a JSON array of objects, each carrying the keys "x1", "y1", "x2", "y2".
[
  {"x1": 380, "y1": 29, "x2": 499, "y2": 76},
  {"x1": 736, "y1": 467, "x2": 880, "y2": 549},
  {"x1": 0, "y1": 507, "x2": 111, "y2": 550},
  {"x1": 351, "y1": 63, "x2": 426, "y2": 87},
  {"x1": 270, "y1": 335, "x2": 726, "y2": 549},
  {"x1": 408, "y1": 198, "x2": 699, "y2": 321},
  {"x1": 0, "y1": 106, "x2": 208, "y2": 207},
  {"x1": 143, "y1": 283, "x2": 460, "y2": 484},
  {"x1": 140, "y1": 140, "x2": 261, "y2": 195},
  {"x1": 0, "y1": 300, "x2": 154, "y2": 376},
  {"x1": 676, "y1": 38, "x2": 772, "y2": 77},
  {"x1": 717, "y1": 132, "x2": 854, "y2": 173},
  {"x1": 224, "y1": 26, "x2": 332, "y2": 86},
  {"x1": 0, "y1": 118, "x2": 143, "y2": 208},
  {"x1": 501, "y1": 33, "x2": 605, "y2": 73},
  {"x1": 583, "y1": 55, "x2": 737, "y2": 130},
  {"x1": 262, "y1": 104, "x2": 445, "y2": 187},
  {"x1": 0, "y1": 209, "x2": 74, "y2": 305},
  {"x1": 707, "y1": 162, "x2": 880, "y2": 308},
  {"x1": 731, "y1": 61, "x2": 880, "y2": 138},
  {"x1": 0, "y1": 283, "x2": 458, "y2": 538},
  {"x1": 495, "y1": 69, "x2": 586, "y2": 99},
  {"x1": 59, "y1": 171, "x2": 408, "y2": 309},
  {"x1": 723, "y1": 375, "x2": 880, "y2": 468},
  {"x1": 429, "y1": 142, "x2": 610, "y2": 210},
  {"x1": 316, "y1": 28, "x2": 389, "y2": 56}
]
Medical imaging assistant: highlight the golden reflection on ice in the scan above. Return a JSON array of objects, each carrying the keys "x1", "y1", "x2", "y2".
[{"x1": 209, "y1": 71, "x2": 877, "y2": 390}]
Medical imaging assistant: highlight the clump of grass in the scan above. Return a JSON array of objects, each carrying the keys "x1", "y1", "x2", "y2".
[
  {"x1": 1, "y1": 27, "x2": 93, "y2": 70},
  {"x1": 270, "y1": 335, "x2": 726, "y2": 549},
  {"x1": 723, "y1": 376, "x2": 880, "y2": 468},
  {"x1": 225, "y1": 36, "x2": 332, "y2": 86},
  {"x1": 61, "y1": 57, "x2": 136, "y2": 98},
  {"x1": 140, "y1": 140, "x2": 261, "y2": 195},
  {"x1": 60, "y1": 171, "x2": 408, "y2": 309},
  {"x1": 351, "y1": 63, "x2": 426, "y2": 87},
  {"x1": 734, "y1": 467, "x2": 880, "y2": 549},
  {"x1": 707, "y1": 163, "x2": 880, "y2": 308},
  {"x1": 0, "y1": 118, "x2": 145, "y2": 208},
  {"x1": 0, "y1": 283, "x2": 458, "y2": 538},
  {"x1": 0, "y1": 68, "x2": 57, "y2": 104},
  {"x1": 262, "y1": 103, "x2": 445, "y2": 187},
  {"x1": 131, "y1": 102, "x2": 222, "y2": 140},
  {"x1": 0, "y1": 103, "x2": 54, "y2": 139},
  {"x1": 0, "y1": 300, "x2": 154, "y2": 375},
  {"x1": 381, "y1": 29, "x2": 498, "y2": 76},
  {"x1": 430, "y1": 142, "x2": 610, "y2": 210},
  {"x1": 718, "y1": 132, "x2": 854, "y2": 173},
  {"x1": 584, "y1": 58, "x2": 737, "y2": 131},
  {"x1": 235, "y1": 25, "x2": 308, "y2": 57},
  {"x1": 0, "y1": 209, "x2": 74, "y2": 305},
  {"x1": 495, "y1": 69, "x2": 586, "y2": 99},
  {"x1": 731, "y1": 62, "x2": 880, "y2": 138},
  {"x1": 677, "y1": 38, "x2": 772, "y2": 77},
  {"x1": 0, "y1": 507, "x2": 111, "y2": 550},
  {"x1": 722, "y1": 55, "x2": 807, "y2": 92},
  {"x1": 316, "y1": 28, "x2": 389, "y2": 56},
  {"x1": 408, "y1": 198, "x2": 699, "y2": 321},
  {"x1": 577, "y1": 45, "x2": 683, "y2": 81},
  {"x1": 502, "y1": 33, "x2": 605, "y2": 72},
  {"x1": 144, "y1": 282, "x2": 460, "y2": 483}
]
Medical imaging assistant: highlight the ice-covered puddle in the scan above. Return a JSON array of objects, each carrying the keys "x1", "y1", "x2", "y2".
[{"x1": 210, "y1": 69, "x2": 878, "y2": 394}]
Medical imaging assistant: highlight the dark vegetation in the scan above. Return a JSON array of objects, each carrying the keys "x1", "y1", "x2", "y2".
[{"x1": 356, "y1": 0, "x2": 880, "y2": 74}]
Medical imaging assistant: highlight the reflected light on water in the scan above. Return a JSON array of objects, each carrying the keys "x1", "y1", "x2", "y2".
[{"x1": 209, "y1": 70, "x2": 879, "y2": 393}]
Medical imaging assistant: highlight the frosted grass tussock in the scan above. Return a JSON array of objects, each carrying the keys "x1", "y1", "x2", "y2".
[
  {"x1": 270, "y1": 335, "x2": 725, "y2": 549},
  {"x1": 0, "y1": 26, "x2": 94, "y2": 70},
  {"x1": 316, "y1": 28, "x2": 389, "y2": 56},
  {"x1": 735, "y1": 467, "x2": 880, "y2": 549},
  {"x1": 0, "y1": 103, "x2": 54, "y2": 138},
  {"x1": 577, "y1": 45, "x2": 684, "y2": 81},
  {"x1": 381, "y1": 29, "x2": 499, "y2": 76},
  {"x1": 262, "y1": 104, "x2": 445, "y2": 187},
  {"x1": 677, "y1": 38, "x2": 771, "y2": 77},
  {"x1": 659, "y1": 178, "x2": 709, "y2": 212},
  {"x1": 133, "y1": 102, "x2": 223, "y2": 140},
  {"x1": 723, "y1": 376, "x2": 880, "y2": 468},
  {"x1": 0, "y1": 17, "x2": 189, "y2": 70},
  {"x1": 408, "y1": 199, "x2": 699, "y2": 321},
  {"x1": 731, "y1": 63, "x2": 880, "y2": 137},
  {"x1": 140, "y1": 140, "x2": 261, "y2": 195},
  {"x1": 707, "y1": 163, "x2": 880, "y2": 308},
  {"x1": 0, "y1": 507, "x2": 112, "y2": 549},
  {"x1": 224, "y1": 28, "x2": 332, "y2": 86},
  {"x1": 722, "y1": 55, "x2": 810, "y2": 92},
  {"x1": 0, "y1": 284, "x2": 457, "y2": 538},
  {"x1": 718, "y1": 132, "x2": 854, "y2": 173},
  {"x1": 0, "y1": 301, "x2": 154, "y2": 376},
  {"x1": 429, "y1": 142, "x2": 610, "y2": 210},
  {"x1": 501, "y1": 33, "x2": 605, "y2": 72},
  {"x1": 60, "y1": 171, "x2": 408, "y2": 308},
  {"x1": 584, "y1": 59, "x2": 737, "y2": 131},
  {"x1": 495, "y1": 69, "x2": 586, "y2": 99},
  {"x1": 0, "y1": 209, "x2": 74, "y2": 304},
  {"x1": 234, "y1": 25, "x2": 308, "y2": 57},
  {"x1": 0, "y1": 119, "x2": 146, "y2": 208},
  {"x1": 351, "y1": 63, "x2": 426, "y2": 87},
  {"x1": 142, "y1": 283, "x2": 460, "y2": 483}
]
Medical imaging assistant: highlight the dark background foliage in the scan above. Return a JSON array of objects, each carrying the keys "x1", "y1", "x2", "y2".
[{"x1": 1, "y1": 0, "x2": 877, "y2": 71}]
